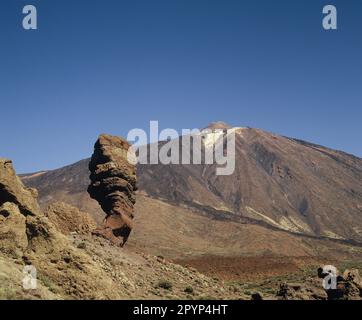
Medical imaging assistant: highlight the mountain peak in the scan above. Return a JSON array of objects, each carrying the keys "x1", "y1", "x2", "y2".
[{"x1": 204, "y1": 121, "x2": 232, "y2": 130}]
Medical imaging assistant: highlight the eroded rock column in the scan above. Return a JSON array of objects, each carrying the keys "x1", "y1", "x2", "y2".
[{"x1": 88, "y1": 134, "x2": 137, "y2": 246}]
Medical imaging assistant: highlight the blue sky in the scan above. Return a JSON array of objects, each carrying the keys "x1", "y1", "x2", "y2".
[{"x1": 0, "y1": 0, "x2": 361, "y2": 173}]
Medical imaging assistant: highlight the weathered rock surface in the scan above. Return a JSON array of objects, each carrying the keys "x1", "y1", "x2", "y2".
[
  {"x1": 0, "y1": 158, "x2": 135, "y2": 299},
  {"x1": 0, "y1": 158, "x2": 43, "y2": 258},
  {"x1": 0, "y1": 158, "x2": 69, "y2": 256},
  {"x1": 45, "y1": 202, "x2": 96, "y2": 236},
  {"x1": 325, "y1": 269, "x2": 362, "y2": 300},
  {"x1": 88, "y1": 134, "x2": 137, "y2": 246},
  {"x1": 0, "y1": 159, "x2": 41, "y2": 216},
  {"x1": 343, "y1": 269, "x2": 362, "y2": 291},
  {"x1": 277, "y1": 267, "x2": 362, "y2": 300},
  {"x1": 0, "y1": 202, "x2": 28, "y2": 258},
  {"x1": 277, "y1": 280, "x2": 328, "y2": 300}
]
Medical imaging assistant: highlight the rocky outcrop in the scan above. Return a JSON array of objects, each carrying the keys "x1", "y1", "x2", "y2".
[
  {"x1": 0, "y1": 158, "x2": 68, "y2": 257},
  {"x1": 325, "y1": 269, "x2": 362, "y2": 300},
  {"x1": 88, "y1": 134, "x2": 137, "y2": 246},
  {"x1": 277, "y1": 267, "x2": 362, "y2": 300},
  {"x1": 277, "y1": 280, "x2": 328, "y2": 300},
  {"x1": 0, "y1": 157, "x2": 128, "y2": 299},
  {"x1": 0, "y1": 202, "x2": 28, "y2": 258},
  {"x1": 45, "y1": 202, "x2": 97, "y2": 236},
  {"x1": 0, "y1": 158, "x2": 42, "y2": 258},
  {"x1": 0, "y1": 159, "x2": 41, "y2": 217}
]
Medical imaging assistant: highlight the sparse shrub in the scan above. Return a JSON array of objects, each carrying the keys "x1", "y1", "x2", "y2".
[
  {"x1": 264, "y1": 288, "x2": 276, "y2": 295},
  {"x1": 0, "y1": 287, "x2": 18, "y2": 300},
  {"x1": 157, "y1": 279, "x2": 173, "y2": 290},
  {"x1": 230, "y1": 285, "x2": 239, "y2": 293},
  {"x1": 150, "y1": 288, "x2": 161, "y2": 296},
  {"x1": 38, "y1": 274, "x2": 58, "y2": 293},
  {"x1": 184, "y1": 286, "x2": 194, "y2": 294},
  {"x1": 77, "y1": 242, "x2": 87, "y2": 249}
]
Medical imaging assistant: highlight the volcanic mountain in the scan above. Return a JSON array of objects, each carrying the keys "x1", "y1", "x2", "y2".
[{"x1": 22, "y1": 123, "x2": 362, "y2": 261}]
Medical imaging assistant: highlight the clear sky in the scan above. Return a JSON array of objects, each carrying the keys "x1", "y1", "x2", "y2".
[{"x1": 0, "y1": 0, "x2": 361, "y2": 173}]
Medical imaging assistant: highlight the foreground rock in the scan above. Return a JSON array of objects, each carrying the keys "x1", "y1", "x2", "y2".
[
  {"x1": 0, "y1": 158, "x2": 41, "y2": 217},
  {"x1": 277, "y1": 280, "x2": 328, "y2": 300},
  {"x1": 0, "y1": 158, "x2": 127, "y2": 298},
  {"x1": 45, "y1": 202, "x2": 96, "y2": 236},
  {"x1": 325, "y1": 269, "x2": 362, "y2": 300},
  {"x1": 0, "y1": 202, "x2": 28, "y2": 258},
  {"x1": 277, "y1": 267, "x2": 362, "y2": 300},
  {"x1": 0, "y1": 158, "x2": 43, "y2": 258},
  {"x1": 0, "y1": 159, "x2": 71, "y2": 255},
  {"x1": 1, "y1": 157, "x2": 240, "y2": 300},
  {"x1": 88, "y1": 134, "x2": 137, "y2": 246}
]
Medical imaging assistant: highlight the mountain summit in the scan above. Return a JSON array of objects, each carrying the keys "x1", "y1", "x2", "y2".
[
  {"x1": 22, "y1": 125, "x2": 362, "y2": 259},
  {"x1": 204, "y1": 121, "x2": 232, "y2": 130}
]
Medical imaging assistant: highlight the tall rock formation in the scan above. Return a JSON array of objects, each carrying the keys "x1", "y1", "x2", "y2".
[
  {"x1": 88, "y1": 134, "x2": 137, "y2": 246},
  {"x1": 0, "y1": 158, "x2": 41, "y2": 257},
  {"x1": 0, "y1": 158, "x2": 71, "y2": 256},
  {"x1": 0, "y1": 158, "x2": 41, "y2": 217}
]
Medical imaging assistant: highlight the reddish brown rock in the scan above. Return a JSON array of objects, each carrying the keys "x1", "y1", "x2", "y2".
[
  {"x1": 88, "y1": 134, "x2": 137, "y2": 246},
  {"x1": 0, "y1": 158, "x2": 41, "y2": 217}
]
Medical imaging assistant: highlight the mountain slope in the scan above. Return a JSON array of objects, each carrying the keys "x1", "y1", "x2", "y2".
[
  {"x1": 22, "y1": 125, "x2": 362, "y2": 256},
  {"x1": 138, "y1": 126, "x2": 362, "y2": 241}
]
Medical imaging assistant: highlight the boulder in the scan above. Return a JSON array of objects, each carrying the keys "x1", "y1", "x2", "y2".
[
  {"x1": 0, "y1": 158, "x2": 63, "y2": 255},
  {"x1": 44, "y1": 202, "x2": 97, "y2": 235},
  {"x1": 0, "y1": 202, "x2": 28, "y2": 258},
  {"x1": 329, "y1": 269, "x2": 362, "y2": 300},
  {"x1": 88, "y1": 134, "x2": 137, "y2": 246},
  {"x1": 251, "y1": 292, "x2": 263, "y2": 300},
  {"x1": 278, "y1": 267, "x2": 362, "y2": 300},
  {"x1": 277, "y1": 280, "x2": 328, "y2": 300},
  {"x1": 0, "y1": 158, "x2": 41, "y2": 216},
  {"x1": 343, "y1": 269, "x2": 362, "y2": 290},
  {"x1": 0, "y1": 158, "x2": 45, "y2": 258}
]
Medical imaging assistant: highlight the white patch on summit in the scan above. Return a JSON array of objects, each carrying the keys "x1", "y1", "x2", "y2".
[
  {"x1": 202, "y1": 126, "x2": 246, "y2": 149},
  {"x1": 202, "y1": 132, "x2": 222, "y2": 149}
]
